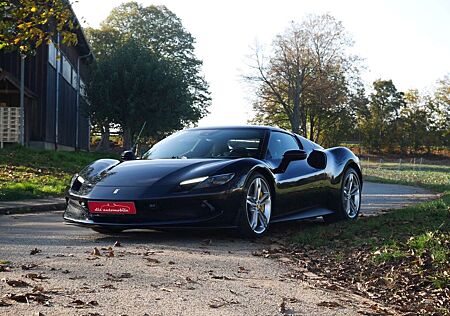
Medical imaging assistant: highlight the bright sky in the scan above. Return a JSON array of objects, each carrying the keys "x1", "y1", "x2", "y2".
[{"x1": 72, "y1": 0, "x2": 450, "y2": 127}]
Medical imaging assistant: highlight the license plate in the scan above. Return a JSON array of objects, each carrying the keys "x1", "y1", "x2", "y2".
[{"x1": 88, "y1": 201, "x2": 136, "y2": 215}]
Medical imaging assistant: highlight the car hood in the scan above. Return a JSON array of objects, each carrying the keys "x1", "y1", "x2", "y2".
[{"x1": 81, "y1": 159, "x2": 234, "y2": 188}]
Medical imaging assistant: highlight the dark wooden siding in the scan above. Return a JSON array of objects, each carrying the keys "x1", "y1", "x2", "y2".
[
  {"x1": 0, "y1": 46, "x2": 48, "y2": 143},
  {"x1": 1, "y1": 44, "x2": 91, "y2": 150},
  {"x1": 45, "y1": 64, "x2": 56, "y2": 144}
]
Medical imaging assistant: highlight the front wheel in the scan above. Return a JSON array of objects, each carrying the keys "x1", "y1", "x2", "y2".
[
  {"x1": 238, "y1": 173, "x2": 272, "y2": 238},
  {"x1": 324, "y1": 167, "x2": 361, "y2": 222}
]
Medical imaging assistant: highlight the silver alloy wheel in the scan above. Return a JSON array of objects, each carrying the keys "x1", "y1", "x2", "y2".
[
  {"x1": 246, "y1": 177, "x2": 272, "y2": 234},
  {"x1": 343, "y1": 172, "x2": 361, "y2": 218}
]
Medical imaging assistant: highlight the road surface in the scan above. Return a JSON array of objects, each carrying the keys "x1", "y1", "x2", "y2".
[{"x1": 0, "y1": 182, "x2": 437, "y2": 315}]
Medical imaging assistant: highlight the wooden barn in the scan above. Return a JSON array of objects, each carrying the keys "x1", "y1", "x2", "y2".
[{"x1": 0, "y1": 22, "x2": 93, "y2": 151}]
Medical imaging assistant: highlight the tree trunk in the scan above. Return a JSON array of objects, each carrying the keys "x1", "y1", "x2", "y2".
[
  {"x1": 96, "y1": 123, "x2": 110, "y2": 152},
  {"x1": 123, "y1": 127, "x2": 133, "y2": 150},
  {"x1": 309, "y1": 114, "x2": 314, "y2": 141},
  {"x1": 291, "y1": 111, "x2": 300, "y2": 134}
]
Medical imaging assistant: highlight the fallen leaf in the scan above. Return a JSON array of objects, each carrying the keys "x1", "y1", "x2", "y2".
[
  {"x1": 25, "y1": 273, "x2": 48, "y2": 281},
  {"x1": 209, "y1": 301, "x2": 226, "y2": 308},
  {"x1": 91, "y1": 247, "x2": 101, "y2": 256},
  {"x1": 5, "y1": 292, "x2": 50, "y2": 304},
  {"x1": 32, "y1": 286, "x2": 45, "y2": 293},
  {"x1": 317, "y1": 301, "x2": 343, "y2": 308},
  {"x1": 185, "y1": 277, "x2": 198, "y2": 284},
  {"x1": 279, "y1": 298, "x2": 287, "y2": 314},
  {"x1": 211, "y1": 275, "x2": 234, "y2": 281},
  {"x1": 68, "y1": 275, "x2": 86, "y2": 280},
  {"x1": 21, "y1": 264, "x2": 38, "y2": 270},
  {"x1": 0, "y1": 300, "x2": 12, "y2": 307},
  {"x1": 208, "y1": 298, "x2": 238, "y2": 308},
  {"x1": 5, "y1": 279, "x2": 30, "y2": 287},
  {"x1": 30, "y1": 248, "x2": 42, "y2": 255},
  {"x1": 229, "y1": 289, "x2": 239, "y2": 295}
]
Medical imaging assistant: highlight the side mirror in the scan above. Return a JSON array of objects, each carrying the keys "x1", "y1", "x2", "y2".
[
  {"x1": 121, "y1": 150, "x2": 136, "y2": 161},
  {"x1": 273, "y1": 149, "x2": 307, "y2": 173},
  {"x1": 283, "y1": 149, "x2": 307, "y2": 161},
  {"x1": 307, "y1": 150, "x2": 327, "y2": 169}
]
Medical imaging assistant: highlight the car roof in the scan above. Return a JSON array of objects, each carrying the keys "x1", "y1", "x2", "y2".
[
  {"x1": 182, "y1": 125, "x2": 323, "y2": 148},
  {"x1": 187, "y1": 125, "x2": 290, "y2": 133}
]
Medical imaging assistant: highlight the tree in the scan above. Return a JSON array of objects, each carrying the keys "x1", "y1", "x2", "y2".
[
  {"x1": 0, "y1": 0, "x2": 78, "y2": 54},
  {"x1": 99, "y1": 2, "x2": 210, "y2": 120},
  {"x1": 86, "y1": 40, "x2": 196, "y2": 149},
  {"x1": 432, "y1": 75, "x2": 450, "y2": 147},
  {"x1": 398, "y1": 89, "x2": 432, "y2": 153},
  {"x1": 247, "y1": 14, "x2": 361, "y2": 146},
  {"x1": 85, "y1": 2, "x2": 210, "y2": 149},
  {"x1": 84, "y1": 27, "x2": 122, "y2": 61},
  {"x1": 357, "y1": 80, "x2": 405, "y2": 152}
]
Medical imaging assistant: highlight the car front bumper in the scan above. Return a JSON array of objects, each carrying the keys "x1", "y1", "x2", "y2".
[{"x1": 63, "y1": 189, "x2": 244, "y2": 230}]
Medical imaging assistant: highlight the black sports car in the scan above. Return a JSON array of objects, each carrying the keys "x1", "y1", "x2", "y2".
[{"x1": 64, "y1": 126, "x2": 362, "y2": 237}]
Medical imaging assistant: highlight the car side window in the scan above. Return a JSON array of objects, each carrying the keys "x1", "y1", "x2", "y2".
[
  {"x1": 296, "y1": 135, "x2": 312, "y2": 152},
  {"x1": 266, "y1": 132, "x2": 300, "y2": 160}
]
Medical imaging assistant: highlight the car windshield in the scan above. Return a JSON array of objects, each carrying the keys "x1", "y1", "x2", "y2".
[{"x1": 142, "y1": 129, "x2": 265, "y2": 160}]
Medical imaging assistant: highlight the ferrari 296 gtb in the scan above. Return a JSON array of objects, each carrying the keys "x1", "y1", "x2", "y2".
[{"x1": 64, "y1": 126, "x2": 362, "y2": 237}]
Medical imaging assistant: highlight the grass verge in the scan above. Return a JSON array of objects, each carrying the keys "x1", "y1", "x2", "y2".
[
  {"x1": 362, "y1": 162, "x2": 450, "y2": 192},
  {"x1": 286, "y1": 163, "x2": 450, "y2": 315},
  {"x1": 0, "y1": 145, "x2": 117, "y2": 201}
]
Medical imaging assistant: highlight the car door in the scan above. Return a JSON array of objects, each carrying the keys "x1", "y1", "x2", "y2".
[{"x1": 264, "y1": 131, "x2": 325, "y2": 216}]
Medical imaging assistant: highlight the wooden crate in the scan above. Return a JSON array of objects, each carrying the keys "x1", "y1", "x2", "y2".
[{"x1": 0, "y1": 107, "x2": 21, "y2": 147}]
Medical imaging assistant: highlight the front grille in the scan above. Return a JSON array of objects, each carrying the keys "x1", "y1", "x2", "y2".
[{"x1": 89, "y1": 198, "x2": 218, "y2": 224}]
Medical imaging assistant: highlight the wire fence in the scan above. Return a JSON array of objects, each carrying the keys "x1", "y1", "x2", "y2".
[{"x1": 360, "y1": 157, "x2": 450, "y2": 188}]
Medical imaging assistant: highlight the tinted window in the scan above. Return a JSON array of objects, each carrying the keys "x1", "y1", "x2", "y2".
[
  {"x1": 266, "y1": 132, "x2": 299, "y2": 160},
  {"x1": 142, "y1": 129, "x2": 265, "y2": 159},
  {"x1": 295, "y1": 134, "x2": 323, "y2": 152}
]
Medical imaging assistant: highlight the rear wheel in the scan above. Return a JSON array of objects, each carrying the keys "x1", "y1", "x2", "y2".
[
  {"x1": 238, "y1": 173, "x2": 272, "y2": 238},
  {"x1": 324, "y1": 167, "x2": 361, "y2": 222},
  {"x1": 91, "y1": 228, "x2": 124, "y2": 235}
]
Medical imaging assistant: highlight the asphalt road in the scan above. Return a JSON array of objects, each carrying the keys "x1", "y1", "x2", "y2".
[{"x1": 0, "y1": 182, "x2": 437, "y2": 315}]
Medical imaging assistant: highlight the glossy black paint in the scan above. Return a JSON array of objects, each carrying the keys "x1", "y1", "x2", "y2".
[{"x1": 63, "y1": 126, "x2": 362, "y2": 230}]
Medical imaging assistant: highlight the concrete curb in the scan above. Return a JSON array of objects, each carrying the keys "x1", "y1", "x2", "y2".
[{"x1": 0, "y1": 198, "x2": 66, "y2": 215}]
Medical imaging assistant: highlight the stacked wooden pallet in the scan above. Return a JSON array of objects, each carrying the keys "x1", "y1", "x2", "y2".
[{"x1": 0, "y1": 107, "x2": 21, "y2": 148}]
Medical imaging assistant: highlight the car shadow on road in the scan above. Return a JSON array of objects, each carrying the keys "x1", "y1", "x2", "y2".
[{"x1": 87, "y1": 218, "x2": 324, "y2": 249}]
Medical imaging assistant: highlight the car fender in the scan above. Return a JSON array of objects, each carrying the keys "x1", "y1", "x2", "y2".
[{"x1": 325, "y1": 147, "x2": 362, "y2": 188}]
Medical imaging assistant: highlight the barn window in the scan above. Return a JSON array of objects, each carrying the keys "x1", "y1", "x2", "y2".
[
  {"x1": 61, "y1": 56, "x2": 72, "y2": 84},
  {"x1": 72, "y1": 70, "x2": 78, "y2": 89},
  {"x1": 48, "y1": 41, "x2": 57, "y2": 68}
]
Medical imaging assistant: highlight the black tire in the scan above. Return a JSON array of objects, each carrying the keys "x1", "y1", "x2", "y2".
[
  {"x1": 238, "y1": 172, "x2": 273, "y2": 238},
  {"x1": 323, "y1": 167, "x2": 361, "y2": 223},
  {"x1": 91, "y1": 228, "x2": 124, "y2": 235}
]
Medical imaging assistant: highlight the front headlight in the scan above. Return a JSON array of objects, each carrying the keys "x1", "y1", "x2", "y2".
[
  {"x1": 179, "y1": 173, "x2": 235, "y2": 189},
  {"x1": 70, "y1": 173, "x2": 79, "y2": 188},
  {"x1": 70, "y1": 174, "x2": 85, "y2": 191}
]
